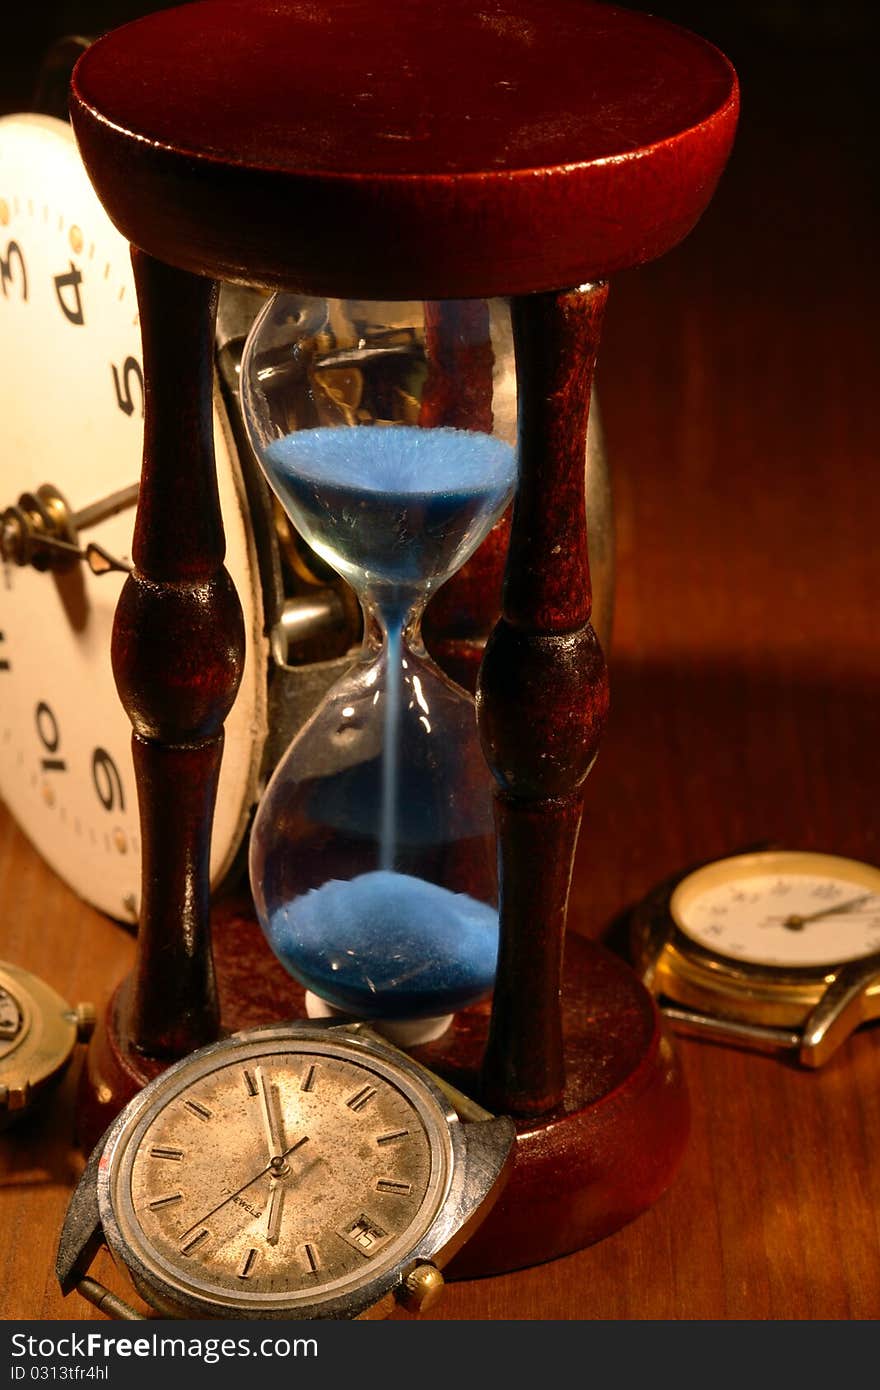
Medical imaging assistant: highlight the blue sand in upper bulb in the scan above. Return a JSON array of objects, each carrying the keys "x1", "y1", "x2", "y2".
[
  {"x1": 263, "y1": 426, "x2": 516, "y2": 589},
  {"x1": 266, "y1": 870, "x2": 499, "y2": 1019}
]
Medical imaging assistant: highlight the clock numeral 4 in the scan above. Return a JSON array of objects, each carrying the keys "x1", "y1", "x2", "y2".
[
  {"x1": 112, "y1": 355, "x2": 144, "y2": 419},
  {"x1": 0, "y1": 630, "x2": 9, "y2": 672},
  {"x1": 0, "y1": 240, "x2": 27, "y2": 301},
  {"x1": 53, "y1": 261, "x2": 85, "y2": 326}
]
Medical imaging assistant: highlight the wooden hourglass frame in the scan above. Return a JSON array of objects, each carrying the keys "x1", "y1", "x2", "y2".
[{"x1": 70, "y1": 0, "x2": 737, "y2": 1274}]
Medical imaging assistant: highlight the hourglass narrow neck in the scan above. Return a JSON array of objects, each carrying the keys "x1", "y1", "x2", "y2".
[{"x1": 360, "y1": 589, "x2": 427, "y2": 659}]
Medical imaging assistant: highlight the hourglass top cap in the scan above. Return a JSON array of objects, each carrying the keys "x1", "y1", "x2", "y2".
[{"x1": 70, "y1": 0, "x2": 738, "y2": 299}]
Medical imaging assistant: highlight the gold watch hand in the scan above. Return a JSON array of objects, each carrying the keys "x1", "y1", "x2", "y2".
[
  {"x1": 180, "y1": 1135, "x2": 309, "y2": 1237},
  {"x1": 770, "y1": 894, "x2": 875, "y2": 931},
  {"x1": 256, "y1": 1066, "x2": 286, "y2": 1161}
]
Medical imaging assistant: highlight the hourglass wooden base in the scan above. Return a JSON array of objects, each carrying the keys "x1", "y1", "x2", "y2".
[{"x1": 78, "y1": 906, "x2": 688, "y2": 1275}]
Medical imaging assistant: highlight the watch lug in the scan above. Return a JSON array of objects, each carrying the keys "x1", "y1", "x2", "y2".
[
  {"x1": 55, "y1": 1139, "x2": 105, "y2": 1295},
  {"x1": 799, "y1": 959, "x2": 879, "y2": 1068},
  {"x1": 436, "y1": 1116, "x2": 515, "y2": 1266}
]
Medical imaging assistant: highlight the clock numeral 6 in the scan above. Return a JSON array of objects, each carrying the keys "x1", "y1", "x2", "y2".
[
  {"x1": 92, "y1": 747, "x2": 126, "y2": 813},
  {"x1": 112, "y1": 356, "x2": 145, "y2": 419},
  {"x1": 0, "y1": 240, "x2": 28, "y2": 301},
  {"x1": 53, "y1": 261, "x2": 85, "y2": 326},
  {"x1": 35, "y1": 701, "x2": 66, "y2": 773}
]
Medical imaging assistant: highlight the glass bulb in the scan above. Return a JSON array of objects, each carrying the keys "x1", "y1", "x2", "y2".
[{"x1": 242, "y1": 297, "x2": 517, "y2": 1025}]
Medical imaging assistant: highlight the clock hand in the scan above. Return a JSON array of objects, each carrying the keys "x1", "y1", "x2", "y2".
[
  {"x1": 179, "y1": 1134, "x2": 309, "y2": 1237},
  {"x1": 265, "y1": 1178, "x2": 286, "y2": 1246},
  {"x1": 1, "y1": 481, "x2": 137, "y2": 575},
  {"x1": 256, "y1": 1066, "x2": 286, "y2": 1161},
  {"x1": 768, "y1": 894, "x2": 875, "y2": 931},
  {"x1": 71, "y1": 482, "x2": 139, "y2": 532}
]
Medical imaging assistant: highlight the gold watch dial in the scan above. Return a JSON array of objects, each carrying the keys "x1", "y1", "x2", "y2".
[
  {"x1": 671, "y1": 851, "x2": 880, "y2": 969},
  {"x1": 0, "y1": 985, "x2": 22, "y2": 1043},
  {"x1": 108, "y1": 1036, "x2": 451, "y2": 1312}
]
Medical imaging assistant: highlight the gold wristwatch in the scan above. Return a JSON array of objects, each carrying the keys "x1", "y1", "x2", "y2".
[
  {"x1": 0, "y1": 961, "x2": 94, "y2": 1125},
  {"x1": 631, "y1": 850, "x2": 880, "y2": 1067}
]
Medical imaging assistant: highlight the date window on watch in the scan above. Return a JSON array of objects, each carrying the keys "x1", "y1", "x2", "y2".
[{"x1": 340, "y1": 1214, "x2": 390, "y2": 1258}]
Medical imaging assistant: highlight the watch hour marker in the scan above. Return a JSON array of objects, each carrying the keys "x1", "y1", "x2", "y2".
[
  {"x1": 148, "y1": 1193, "x2": 183, "y2": 1210},
  {"x1": 184, "y1": 1099, "x2": 212, "y2": 1121},
  {"x1": 301, "y1": 1064, "x2": 316, "y2": 1092},
  {"x1": 346, "y1": 1085, "x2": 377, "y2": 1112},
  {"x1": 243, "y1": 1069, "x2": 258, "y2": 1097},
  {"x1": 150, "y1": 1147, "x2": 184, "y2": 1161},
  {"x1": 304, "y1": 1243, "x2": 319, "y2": 1273},
  {"x1": 376, "y1": 1129, "x2": 409, "y2": 1146},
  {"x1": 180, "y1": 1229, "x2": 209, "y2": 1256},
  {"x1": 238, "y1": 1247, "x2": 258, "y2": 1280},
  {"x1": 376, "y1": 1179, "x2": 412, "y2": 1195}
]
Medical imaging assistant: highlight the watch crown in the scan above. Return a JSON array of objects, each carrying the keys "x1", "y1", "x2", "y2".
[
  {"x1": 397, "y1": 1262, "x2": 445, "y2": 1314},
  {"x1": 74, "y1": 1004, "x2": 97, "y2": 1043}
]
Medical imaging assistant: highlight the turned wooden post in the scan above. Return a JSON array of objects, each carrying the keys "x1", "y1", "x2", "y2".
[
  {"x1": 478, "y1": 284, "x2": 610, "y2": 1114},
  {"x1": 111, "y1": 252, "x2": 245, "y2": 1057}
]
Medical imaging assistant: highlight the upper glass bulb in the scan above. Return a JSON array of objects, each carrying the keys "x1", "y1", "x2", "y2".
[{"x1": 242, "y1": 297, "x2": 517, "y2": 1029}]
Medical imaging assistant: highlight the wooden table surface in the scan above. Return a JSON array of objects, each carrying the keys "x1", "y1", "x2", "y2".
[{"x1": 1, "y1": 9, "x2": 878, "y2": 1321}]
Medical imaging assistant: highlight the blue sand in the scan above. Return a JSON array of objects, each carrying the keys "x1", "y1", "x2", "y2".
[
  {"x1": 263, "y1": 425, "x2": 516, "y2": 590},
  {"x1": 266, "y1": 870, "x2": 499, "y2": 1019}
]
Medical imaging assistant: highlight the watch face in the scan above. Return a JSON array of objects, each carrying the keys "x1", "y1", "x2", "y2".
[
  {"x1": 100, "y1": 1031, "x2": 453, "y2": 1316},
  {"x1": 671, "y1": 851, "x2": 880, "y2": 969},
  {"x1": 0, "y1": 114, "x2": 266, "y2": 921},
  {"x1": 0, "y1": 984, "x2": 23, "y2": 1053}
]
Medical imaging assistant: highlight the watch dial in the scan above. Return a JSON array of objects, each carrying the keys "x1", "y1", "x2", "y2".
[
  {"x1": 0, "y1": 984, "x2": 22, "y2": 1045},
  {"x1": 0, "y1": 114, "x2": 265, "y2": 921},
  {"x1": 672, "y1": 853, "x2": 880, "y2": 967},
  {"x1": 111, "y1": 1038, "x2": 449, "y2": 1311}
]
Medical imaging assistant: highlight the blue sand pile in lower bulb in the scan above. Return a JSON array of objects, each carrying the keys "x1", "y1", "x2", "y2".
[{"x1": 266, "y1": 870, "x2": 499, "y2": 1019}]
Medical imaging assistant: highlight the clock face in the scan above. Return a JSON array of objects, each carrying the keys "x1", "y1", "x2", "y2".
[
  {"x1": 0, "y1": 114, "x2": 267, "y2": 921},
  {"x1": 671, "y1": 851, "x2": 880, "y2": 969},
  {"x1": 105, "y1": 1034, "x2": 450, "y2": 1313}
]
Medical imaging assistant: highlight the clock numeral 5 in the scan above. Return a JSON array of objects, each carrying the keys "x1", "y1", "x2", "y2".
[
  {"x1": 112, "y1": 356, "x2": 145, "y2": 419},
  {"x1": 35, "y1": 701, "x2": 66, "y2": 773},
  {"x1": 0, "y1": 240, "x2": 27, "y2": 301},
  {"x1": 53, "y1": 261, "x2": 85, "y2": 326}
]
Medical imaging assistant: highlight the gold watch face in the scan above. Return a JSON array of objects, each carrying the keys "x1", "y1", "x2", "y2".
[
  {"x1": 101, "y1": 1032, "x2": 453, "y2": 1315},
  {"x1": 0, "y1": 982, "x2": 24, "y2": 1057},
  {"x1": 670, "y1": 851, "x2": 880, "y2": 970}
]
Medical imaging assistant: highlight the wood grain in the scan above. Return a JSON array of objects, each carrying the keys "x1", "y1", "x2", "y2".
[{"x1": 1, "y1": 11, "x2": 878, "y2": 1320}]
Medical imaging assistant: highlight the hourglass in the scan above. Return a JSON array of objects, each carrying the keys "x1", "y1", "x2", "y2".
[
  {"x1": 242, "y1": 298, "x2": 517, "y2": 1037},
  {"x1": 69, "y1": 0, "x2": 737, "y2": 1271}
]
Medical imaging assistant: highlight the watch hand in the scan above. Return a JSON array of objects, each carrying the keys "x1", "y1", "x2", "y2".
[
  {"x1": 265, "y1": 1179, "x2": 286, "y2": 1246},
  {"x1": 256, "y1": 1066, "x2": 286, "y2": 1161},
  {"x1": 180, "y1": 1134, "x2": 309, "y2": 1237},
  {"x1": 768, "y1": 894, "x2": 875, "y2": 931}
]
